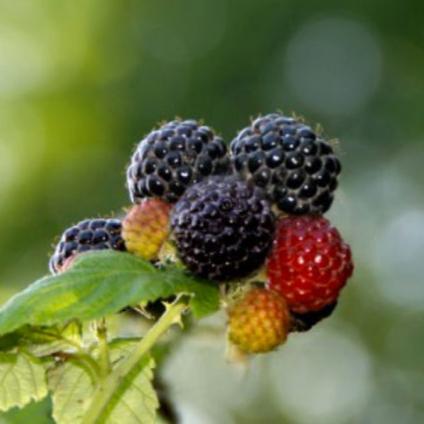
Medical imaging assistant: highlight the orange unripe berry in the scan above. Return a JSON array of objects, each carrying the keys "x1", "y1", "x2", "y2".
[
  {"x1": 228, "y1": 287, "x2": 289, "y2": 354},
  {"x1": 122, "y1": 199, "x2": 171, "y2": 261}
]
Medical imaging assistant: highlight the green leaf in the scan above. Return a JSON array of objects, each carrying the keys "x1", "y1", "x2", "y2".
[
  {"x1": 0, "y1": 251, "x2": 220, "y2": 336},
  {"x1": 104, "y1": 339, "x2": 158, "y2": 424},
  {"x1": 48, "y1": 357, "x2": 96, "y2": 424},
  {"x1": 28, "y1": 321, "x2": 83, "y2": 357},
  {"x1": 0, "y1": 321, "x2": 83, "y2": 357},
  {"x1": 47, "y1": 339, "x2": 158, "y2": 424},
  {"x1": 0, "y1": 352, "x2": 48, "y2": 412},
  {"x1": 0, "y1": 332, "x2": 21, "y2": 352}
]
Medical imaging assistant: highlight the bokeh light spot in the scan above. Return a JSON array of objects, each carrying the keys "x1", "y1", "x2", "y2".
[
  {"x1": 374, "y1": 210, "x2": 424, "y2": 309},
  {"x1": 270, "y1": 328, "x2": 373, "y2": 423},
  {"x1": 286, "y1": 17, "x2": 382, "y2": 116}
]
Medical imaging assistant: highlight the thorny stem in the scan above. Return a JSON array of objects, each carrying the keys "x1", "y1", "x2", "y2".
[{"x1": 82, "y1": 299, "x2": 188, "y2": 424}]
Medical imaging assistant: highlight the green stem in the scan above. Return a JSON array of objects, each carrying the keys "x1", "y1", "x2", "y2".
[
  {"x1": 32, "y1": 328, "x2": 101, "y2": 379},
  {"x1": 82, "y1": 300, "x2": 187, "y2": 424},
  {"x1": 72, "y1": 353, "x2": 102, "y2": 382},
  {"x1": 96, "y1": 318, "x2": 111, "y2": 378}
]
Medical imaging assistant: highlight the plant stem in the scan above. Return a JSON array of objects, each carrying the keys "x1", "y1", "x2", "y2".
[
  {"x1": 71, "y1": 353, "x2": 102, "y2": 382},
  {"x1": 33, "y1": 328, "x2": 101, "y2": 379},
  {"x1": 96, "y1": 318, "x2": 111, "y2": 378},
  {"x1": 82, "y1": 300, "x2": 187, "y2": 424}
]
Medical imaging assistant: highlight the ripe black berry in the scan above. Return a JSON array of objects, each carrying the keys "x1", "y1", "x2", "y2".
[
  {"x1": 171, "y1": 176, "x2": 275, "y2": 282},
  {"x1": 49, "y1": 218, "x2": 126, "y2": 274},
  {"x1": 230, "y1": 113, "x2": 341, "y2": 215},
  {"x1": 127, "y1": 119, "x2": 230, "y2": 203},
  {"x1": 289, "y1": 302, "x2": 337, "y2": 332}
]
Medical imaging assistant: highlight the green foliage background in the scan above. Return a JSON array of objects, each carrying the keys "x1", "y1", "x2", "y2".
[{"x1": 0, "y1": 1, "x2": 423, "y2": 423}]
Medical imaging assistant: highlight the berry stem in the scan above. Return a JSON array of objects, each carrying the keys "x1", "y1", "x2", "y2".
[
  {"x1": 96, "y1": 318, "x2": 111, "y2": 378},
  {"x1": 82, "y1": 299, "x2": 188, "y2": 424}
]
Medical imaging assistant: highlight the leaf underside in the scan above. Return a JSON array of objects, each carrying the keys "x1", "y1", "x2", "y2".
[
  {"x1": 48, "y1": 357, "x2": 96, "y2": 424},
  {"x1": 47, "y1": 339, "x2": 158, "y2": 424},
  {"x1": 0, "y1": 352, "x2": 48, "y2": 412},
  {"x1": 104, "y1": 340, "x2": 158, "y2": 424}
]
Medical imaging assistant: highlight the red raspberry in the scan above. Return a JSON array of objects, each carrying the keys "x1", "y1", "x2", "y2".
[
  {"x1": 267, "y1": 216, "x2": 353, "y2": 313},
  {"x1": 228, "y1": 288, "x2": 289, "y2": 354}
]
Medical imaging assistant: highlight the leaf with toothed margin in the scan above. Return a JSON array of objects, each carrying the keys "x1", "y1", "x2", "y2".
[
  {"x1": 47, "y1": 340, "x2": 158, "y2": 424},
  {"x1": 0, "y1": 251, "x2": 219, "y2": 337},
  {"x1": 0, "y1": 351, "x2": 48, "y2": 412}
]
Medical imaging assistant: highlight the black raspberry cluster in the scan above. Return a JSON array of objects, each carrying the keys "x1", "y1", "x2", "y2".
[{"x1": 50, "y1": 114, "x2": 354, "y2": 354}]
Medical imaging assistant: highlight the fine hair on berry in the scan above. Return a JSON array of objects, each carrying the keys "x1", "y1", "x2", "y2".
[
  {"x1": 127, "y1": 119, "x2": 230, "y2": 204},
  {"x1": 230, "y1": 113, "x2": 341, "y2": 215},
  {"x1": 171, "y1": 175, "x2": 276, "y2": 282},
  {"x1": 49, "y1": 218, "x2": 126, "y2": 274}
]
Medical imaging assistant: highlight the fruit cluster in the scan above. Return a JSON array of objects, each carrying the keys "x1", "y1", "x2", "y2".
[{"x1": 50, "y1": 113, "x2": 353, "y2": 355}]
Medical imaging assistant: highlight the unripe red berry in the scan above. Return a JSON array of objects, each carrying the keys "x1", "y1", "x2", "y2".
[{"x1": 267, "y1": 216, "x2": 353, "y2": 313}]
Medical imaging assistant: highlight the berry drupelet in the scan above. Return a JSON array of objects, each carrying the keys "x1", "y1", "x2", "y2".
[
  {"x1": 230, "y1": 113, "x2": 341, "y2": 215},
  {"x1": 228, "y1": 287, "x2": 289, "y2": 354},
  {"x1": 127, "y1": 119, "x2": 230, "y2": 204},
  {"x1": 267, "y1": 216, "x2": 353, "y2": 313},
  {"x1": 122, "y1": 198, "x2": 171, "y2": 261},
  {"x1": 49, "y1": 218, "x2": 126, "y2": 274},
  {"x1": 171, "y1": 175, "x2": 275, "y2": 282}
]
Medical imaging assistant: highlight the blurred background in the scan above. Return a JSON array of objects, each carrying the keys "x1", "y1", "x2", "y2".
[{"x1": 0, "y1": 0, "x2": 423, "y2": 423}]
